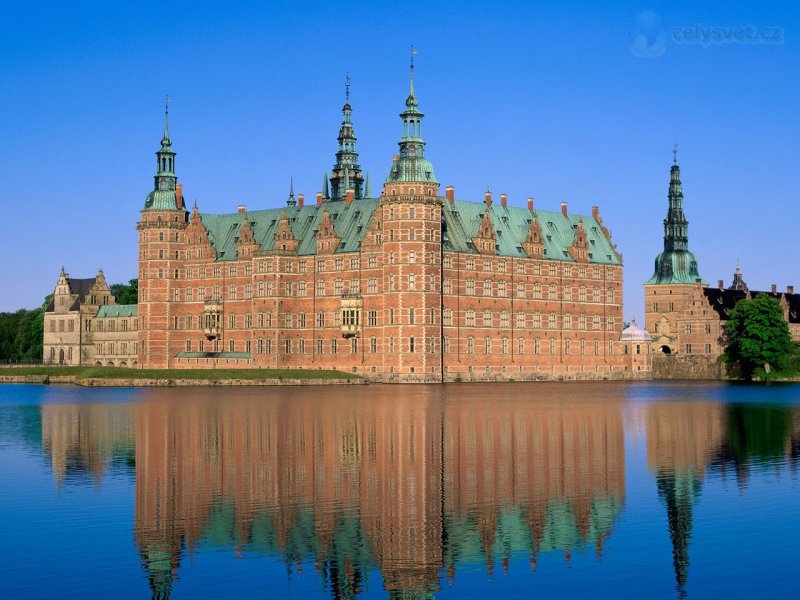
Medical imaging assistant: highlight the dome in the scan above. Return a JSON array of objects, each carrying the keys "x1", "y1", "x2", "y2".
[{"x1": 620, "y1": 319, "x2": 652, "y2": 342}]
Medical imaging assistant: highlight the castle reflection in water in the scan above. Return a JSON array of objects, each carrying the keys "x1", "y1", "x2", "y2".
[{"x1": 39, "y1": 386, "x2": 800, "y2": 599}]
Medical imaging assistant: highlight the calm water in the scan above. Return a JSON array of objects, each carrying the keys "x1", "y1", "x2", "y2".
[{"x1": 1, "y1": 383, "x2": 799, "y2": 599}]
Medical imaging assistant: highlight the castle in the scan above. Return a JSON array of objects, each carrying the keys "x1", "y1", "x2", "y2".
[
  {"x1": 44, "y1": 63, "x2": 655, "y2": 381},
  {"x1": 644, "y1": 150, "x2": 800, "y2": 371}
]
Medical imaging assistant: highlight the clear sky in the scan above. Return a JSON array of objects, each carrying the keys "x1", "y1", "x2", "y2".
[{"x1": 0, "y1": 0, "x2": 796, "y2": 318}]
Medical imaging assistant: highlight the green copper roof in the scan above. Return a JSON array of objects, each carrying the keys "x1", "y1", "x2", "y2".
[
  {"x1": 96, "y1": 304, "x2": 138, "y2": 318},
  {"x1": 176, "y1": 351, "x2": 252, "y2": 359},
  {"x1": 199, "y1": 198, "x2": 380, "y2": 260},
  {"x1": 143, "y1": 189, "x2": 179, "y2": 211},
  {"x1": 444, "y1": 200, "x2": 622, "y2": 264},
  {"x1": 197, "y1": 197, "x2": 620, "y2": 265},
  {"x1": 646, "y1": 250, "x2": 706, "y2": 285}
]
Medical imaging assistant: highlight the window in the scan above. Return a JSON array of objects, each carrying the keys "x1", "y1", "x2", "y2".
[
  {"x1": 607, "y1": 316, "x2": 615, "y2": 331},
  {"x1": 443, "y1": 278, "x2": 452, "y2": 294},
  {"x1": 335, "y1": 258, "x2": 343, "y2": 270},
  {"x1": 592, "y1": 287, "x2": 600, "y2": 303},
  {"x1": 579, "y1": 286, "x2": 587, "y2": 302},
  {"x1": 408, "y1": 251, "x2": 415, "y2": 263},
  {"x1": 368, "y1": 256, "x2": 377, "y2": 268},
  {"x1": 502, "y1": 338, "x2": 509, "y2": 354},
  {"x1": 298, "y1": 313, "x2": 306, "y2": 328},
  {"x1": 284, "y1": 339, "x2": 292, "y2": 354},
  {"x1": 443, "y1": 336, "x2": 451, "y2": 354},
  {"x1": 607, "y1": 288, "x2": 615, "y2": 303},
  {"x1": 466, "y1": 279, "x2": 476, "y2": 295},
  {"x1": 500, "y1": 311, "x2": 509, "y2": 328},
  {"x1": 409, "y1": 337, "x2": 415, "y2": 353},
  {"x1": 368, "y1": 309, "x2": 377, "y2": 326},
  {"x1": 229, "y1": 339, "x2": 236, "y2": 352},
  {"x1": 334, "y1": 278, "x2": 344, "y2": 295},
  {"x1": 483, "y1": 279, "x2": 492, "y2": 296},
  {"x1": 466, "y1": 337, "x2": 474, "y2": 354},
  {"x1": 578, "y1": 315, "x2": 586, "y2": 330},
  {"x1": 516, "y1": 282, "x2": 525, "y2": 298},
  {"x1": 705, "y1": 323, "x2": 712, "y2": 334},
  {"x1": 685, "y1": 324, "x2": 692, "y2": 334},
  {"x1": 564, "y1": 314, "x2": 572, "y2": 329},
  {"x1": 498, "y1": 281, "x2": 506, "y2": 297},
  {"x1": 685, "y1": 344, "x2": 693, "y2": 354},
  {"x1": 368, "y1": 277, "x2": 377, "y2": 294},
  {"x1": 548, "y1": 314, "x2": 557, "y2": 329},
  {"x1": 465, "y1": 309, "x2": 476, "y2": 327},
  {"x1": 245, "y1": 284, "x2": 253, "y2": 299},
  {"x1": 484, "y1": 337, "x2": 491, "y2": 354},
  {"x1": 228, "y1": 314, "x2": 236, "y2": 329},
  {"x1": 389, "y1": 274, "x2": 395, "y2": 291},
  {"x1": 518, "y1": 338, "x2": 524, "y2": 354},
  {"x1": 409, "y1": 308, "x2": 415, "y2": 324},
  {"x1": 409, "y1": 274, "x2": 416, "y2": 290},
  {"x1": 564, "y1": 339, "x2": 571, "y2": 355},
  {"x1": 443, "y1": 308, "x2": 452, "y2": 326},
  {"x1": 370, "y1": 337, "x2": 377, "y2": 353}
]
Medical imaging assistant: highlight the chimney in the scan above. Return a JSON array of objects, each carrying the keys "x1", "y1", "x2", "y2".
[
  {"x1": 561, "y1": 201, "x2": 568, "y2": 216},
  {"x1": 316, "y1": 192, "x2": 323, "y2": 206},
  {"x1": 527, "y1": 197, "x2": 534, "y2": 212},
  {"x1": 771, "y1": 283, "x2": 777, "y2": 294},
  {"x1": 175, "y1": 183, "x2": 183, "y2": 209},
  {"x1": 345, "y1": 189, "x2": 355, "y2": 207},
  {"x1": 500, "y1": 193, "x2": 507, "y2": 208},
  {"x1": 591, "y1": 206, "x2": 599, "y2": 220},
  {"x1": 788, "y1": 285, "x2": 795, "y2": 294},
  {"x1": 237, "y1": 204, "x2": 246, "y2": 213},
  {"x1": 445, "y1": 186, "x2": 455, "y2": 205},
  {"x1": 484, "y1": 190, "x2": 492, "y2": 207},
  {"x1": 297, "y1": 194, "x2": 304, "y2": 209},
  {"x1": 718, "y1": 280, "x2": 724, "y2": 290}
]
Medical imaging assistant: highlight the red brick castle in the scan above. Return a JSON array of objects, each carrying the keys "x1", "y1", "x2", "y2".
[{"x1": 137, "y1": 63, "x2": 641, "y2": 382}]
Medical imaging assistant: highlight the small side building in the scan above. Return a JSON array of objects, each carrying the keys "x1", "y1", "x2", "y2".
[
  {"x1": 43, "y1": 268, "x2": 138, "y2": 366},
  {"x1": 618, "y1": 319, "x2": 652, "y2": 377}
]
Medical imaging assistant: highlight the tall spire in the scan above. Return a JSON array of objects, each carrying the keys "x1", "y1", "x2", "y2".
[
  {"x1": 365, "y1": 172, "x2": 371, "y2": 198},
  {"x1": 383, "y1": 48, "x2": 439, "y2": 194},
  {"x1": 646, "y1": 149, "x2": 704, "y2": 284},
  {"x1": 144, "y1": 98, "x2": 179, "y2": 210},
  {"x1": 330, "y1": 74, "x2": 364, "y2": 200}
]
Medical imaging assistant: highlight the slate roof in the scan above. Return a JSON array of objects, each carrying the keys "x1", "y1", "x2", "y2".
[
  {"x1": 199, "y1": 198, "x2": 622, "y2": 265},
  {"x1": 46, "y1": 277, "x2": 97, "y2": 312},
  {"x1": 703, "y1": 287, "x2": 799, "y2": 323},
  {"x1": 96, "y1": 304, "x2": 138, "y2": 318}
]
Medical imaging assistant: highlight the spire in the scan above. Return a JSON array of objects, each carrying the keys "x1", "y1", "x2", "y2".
[
  {"x1": 407, "y1": 45, "x2": 418, "y2": 106},
  {"x1": 646, "y1": 149, "x2": 704, "y2": 284},
  {"x1": 729, "y1": 262, "x2": 749, "y2": 292},
  {"x1": 365, "y1": 172, "x2": 371, "y2": 197},
  {"x1": 383, "y1": 49, "x2": 439, "y2": 193},
  {"x1": 286, "y1": 177, "x2": 297, "y2": 207},
  {"x1": 322, "y1": 172, "x2": 330, "y2": 199},
  {"x1": 330, "y1": 75, "x2": 364, "y2": 200},
  {"x1": 162, "y1": 95, "x2": 172, "y2": 145},
  {"x1": 144, "y1": 99, "x2": 180, "y2": 210}
]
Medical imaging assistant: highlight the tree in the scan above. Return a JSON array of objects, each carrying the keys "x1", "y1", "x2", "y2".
[
  {"x1": 110, "y1": 279, "x2": 138, "y2": 305},
  {"x1": 724, "y1": 295, "x2": 797, "y2": 379}
]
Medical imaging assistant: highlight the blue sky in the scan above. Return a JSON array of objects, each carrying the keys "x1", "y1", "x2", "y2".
[{"x1": 0, "y1": 0, "x2": 796, "y2": 317}]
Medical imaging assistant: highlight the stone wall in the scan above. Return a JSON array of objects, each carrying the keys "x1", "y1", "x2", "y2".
[{"x1": 652, "y1": 355, "x2": 737, "y2": 380}]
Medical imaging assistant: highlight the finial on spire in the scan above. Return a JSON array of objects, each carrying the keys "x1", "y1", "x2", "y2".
[
  {"x1": 365, "y1": 172, "x2": 371, "y2": 197},
  {"x1": 345, "y1": 72, "x2": 350, "y2": 102},
  {"x1": 673, "y1": 143, "x2": 678, "y2": 165},
  {"x1": 289, "y1": 176, "x2": 294, "y2": 198},
  {"x1": 410, "y1": 45, "x2": 418, "y2": 94},
  {"x1": 162, "y1": 95, "x2": 173, "y2": 143}
]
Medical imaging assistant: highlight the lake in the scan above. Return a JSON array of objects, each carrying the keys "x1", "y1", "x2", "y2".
[{"x1": 1, "y1": 382, "x2": 798, "y2": 599}]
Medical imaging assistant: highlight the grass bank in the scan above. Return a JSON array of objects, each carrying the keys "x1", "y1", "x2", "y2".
[{"x1": 0, "y1": 366, "x2": 359, "y2": 382}]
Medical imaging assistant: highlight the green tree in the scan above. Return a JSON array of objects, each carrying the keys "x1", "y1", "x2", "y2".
[
  {"x1": 110, "y1": 279, "x2": 138, "y2": 305},
  {"x1": 724, "y1": 295, "x2": 797, "y2": 379}
]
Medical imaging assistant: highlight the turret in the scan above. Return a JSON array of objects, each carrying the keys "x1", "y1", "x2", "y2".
[
  {"x1": 646, "y1": 147, "x2": 705, "y2": 285},
  {"x1": 330, "y1": 74, "x2": 364, "y2": 200}
]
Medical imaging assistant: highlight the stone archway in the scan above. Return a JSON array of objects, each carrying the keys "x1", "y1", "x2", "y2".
[
  {"x1": 58, "y1": 349, "x2": 65, "y2": 365},
  {"x1": 659, "y1": 345, "x2": 672, "y2": 355}
]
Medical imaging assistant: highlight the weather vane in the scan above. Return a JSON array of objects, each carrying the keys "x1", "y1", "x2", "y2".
[
  {"x1": 345, "y1": 73, "x2": 350, "y2": 102},
  {"x1": 165, "y1": 94, "x2": 172, "y2": 116},
  {"x1": 410, "y1": 45, "x2": 418, "y2": 66},
  {"x1": 672, "y1": 143, "x2": 678, "y2": 164}
]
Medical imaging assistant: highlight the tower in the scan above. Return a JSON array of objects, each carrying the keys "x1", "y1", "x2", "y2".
[
  {"x1": 380, "y1": 51, "x2": 443, "y2": 381},
  {"x1": 137, "y1": 99, "x2": 188, "y2": 368},
  {"x1": 645, "y1": 149, "x2": 706, "y2": 355},
  {"x1": 330, "y1": 75, "x2": 364, "y2": 200}
]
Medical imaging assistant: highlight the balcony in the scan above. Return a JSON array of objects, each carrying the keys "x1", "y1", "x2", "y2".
[
  {"x1": 201, "y1": 299, "x2": 223, "y2": 340},
  {"x1": 340, "y1": 295, "x2": 363, "y2": 338}
]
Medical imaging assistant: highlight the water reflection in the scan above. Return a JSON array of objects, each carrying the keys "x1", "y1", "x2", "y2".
[
  {"x1": 646, "y1": 399, "x2": 800, "y2": 598},
  {"x1": 35, "y1": 385, "x2": 800, "y2": 599}
]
